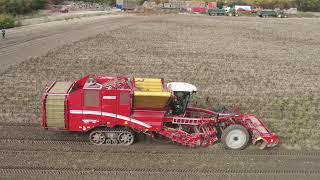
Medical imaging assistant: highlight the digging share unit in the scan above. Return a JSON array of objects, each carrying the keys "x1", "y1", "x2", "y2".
[{"x1": 42, "y1": 75, "x2": 279, "y2": 150}]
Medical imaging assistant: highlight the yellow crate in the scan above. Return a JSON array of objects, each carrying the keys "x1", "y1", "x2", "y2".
[{"x1": 134, "y1": 91, "x2": 171, "y2": 109}]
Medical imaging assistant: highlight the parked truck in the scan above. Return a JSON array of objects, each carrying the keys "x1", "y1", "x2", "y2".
[
  {"x1": 42, "y1": 75, "x2": 279, "y2": 149},
  {"x1": 257, "y1": 9, "x2": 288, "y2": 18},
  {"x1": 208, "y1": 8, "x2": 238, "y2": 16}
]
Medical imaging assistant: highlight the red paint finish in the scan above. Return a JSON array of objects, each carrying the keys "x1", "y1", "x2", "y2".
[
  {"x1": 192, "y1": 7, "x2": 208, "y2": 13},
  {"x1": 207, "y1": 2, "x2": 217, "y2": 9}
]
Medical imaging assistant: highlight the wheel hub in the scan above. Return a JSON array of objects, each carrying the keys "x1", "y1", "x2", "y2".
[
  {"x1": 118, "y1": 132, "x2": 134, "y2": 145},
  {"x1": 225, "y1": 129, "x2": 247, "y2": 149},
  {"x1": 90, "y1": 132, "x2": 106, "y2": 145}
]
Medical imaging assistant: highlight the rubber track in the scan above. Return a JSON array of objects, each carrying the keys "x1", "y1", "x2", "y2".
[{"x1": 0, "y1": 166, "x2": 319, "y2": 175}]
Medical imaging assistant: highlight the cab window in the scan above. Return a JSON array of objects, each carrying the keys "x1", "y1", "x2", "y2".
[
  {"x1": 120, "y1": 92, "x2": 130, "y2": 105},
  {"x1": 84, "y1": 90, "x2": 100, "y2": 107}
]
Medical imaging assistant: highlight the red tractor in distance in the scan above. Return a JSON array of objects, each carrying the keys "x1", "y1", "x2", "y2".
[{"x1": 42, "y1": 75, "x2": 279, "y2": 150}]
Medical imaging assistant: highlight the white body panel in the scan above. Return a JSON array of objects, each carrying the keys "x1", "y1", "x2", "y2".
[{"x1": 167, "y1": 82, "x2": 197, "y2": 92}]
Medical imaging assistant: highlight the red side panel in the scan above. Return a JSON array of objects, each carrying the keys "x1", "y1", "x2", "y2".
[
  {"x1": 100, "y1": 90, "x2": 118, "y2": 127},
  {"x1": 67, "y1": 89, "x2": 83, "y2": 131},
  {"x1": 132, "y1": 111, "x2": 165, "y2": 131}
]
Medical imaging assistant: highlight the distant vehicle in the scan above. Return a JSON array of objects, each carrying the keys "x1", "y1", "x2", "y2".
[
  {"x1": 208, "y1": 8, "x2": 238, "y2": 16},
  {"x1": 116, "y1": 0, "x2": 136, "y2": 10},
  {"x1": 52, "y1": 5, "x2": 69, "y2": 13},
  {"x1": 235, "y1": 5, "x2": 252, "y2": 13},
  {"x1": 257, "y1": 9, "x2": 288, "y2": 18},
  {"x1": 192, "y1": 7, "x2": 208, "y2": 14}
]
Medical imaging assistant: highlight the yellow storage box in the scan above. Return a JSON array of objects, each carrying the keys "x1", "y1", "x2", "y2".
[{"x1": 134, "y1": 78, "x2": 171, "y2": 109}]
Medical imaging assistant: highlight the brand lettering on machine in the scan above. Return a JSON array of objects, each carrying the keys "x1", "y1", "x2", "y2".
[
  {"x1": 103, "y1": 96, "x2": 116, "y2": 100},
  {"x1": 82, "y1": 119, "x2": 99, "y2": 124}
]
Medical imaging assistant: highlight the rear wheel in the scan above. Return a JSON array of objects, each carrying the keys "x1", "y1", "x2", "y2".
[{"x1": 221, "y1": 124, "x2": 249, "y2": 150}]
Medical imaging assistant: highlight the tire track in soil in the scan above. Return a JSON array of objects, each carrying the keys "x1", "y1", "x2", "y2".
[
  {"x1": 0, "y1": 17, "x2": 137, "y2": 56},
  {"x1": 0, "y1": 15, "x2": 127, "y2": 50},
  {"x1": 1, "y1": 166, "x2": 319, "y2": 176},
  {"x1": 1, "y1": 126, "x2": 320, "y2": 177},
  {"x1": 1, "y1": 136, "x2": 320, "y2": 158},
  {"x1": 0, "y1": 15, "x2": 151, "y2": 72},
  {"x1": 0, "y1": 16, "x2": 123, "y2": 50},
  {"x1": 0, "y1": 123, "x2": 320, "y2": 157},
  {"x1": 0, "y1": 147, "x2": 320, "y2": 159}
]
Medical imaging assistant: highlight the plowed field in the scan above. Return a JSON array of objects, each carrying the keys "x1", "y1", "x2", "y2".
[{"x1": 0, "y1": 15, "x2": 319, "y2": 179}]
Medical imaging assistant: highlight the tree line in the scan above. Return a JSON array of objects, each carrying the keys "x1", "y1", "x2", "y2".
[{"x1": 0, "y1": 0, "x2": 47, "y2": 15}]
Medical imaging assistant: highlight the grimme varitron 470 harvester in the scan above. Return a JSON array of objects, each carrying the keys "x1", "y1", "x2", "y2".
[{"x1": 42, "y1": 75, "x2": 279, "y2": 150}]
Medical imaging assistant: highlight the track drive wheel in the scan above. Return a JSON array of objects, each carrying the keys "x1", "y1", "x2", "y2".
[
  {"x1": 89, "y1": 130, "x2": 106, "y2": 145},
  {"x1": 221, "y1": 124, "x2": 249, "y2": 150},
  {"x1": 118, "y1": 131, "x2": 135, "y2": 145}
]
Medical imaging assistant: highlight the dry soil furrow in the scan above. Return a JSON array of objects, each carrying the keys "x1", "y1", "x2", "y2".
[
  {"x1": 1, "y1": 138, "x2": 320, "y2": 157},
  {"x1": 0, "y1": 17, "x2": 141, "y2": 56},
  {"x1": 0, "y1": 15, "x2": 151, "y2": 72},
  {"x1": 0, "y1": 125, "x2": 319, "y2": 157},
  {"x1": 0, "y1": 147, "x2": 320, "y2": 160},
  {"x1": 0, "y1": 15, "x2": 125, "y2": 50},
  {"x1": 0, "y1": 166, "x2": 320, "y2": 176}
]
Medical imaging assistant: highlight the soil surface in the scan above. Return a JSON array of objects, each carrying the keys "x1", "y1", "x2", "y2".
[
  {"x1": 0, "y1": 14, "x2": 134, "y2": 72},
  {"x1": 0, "y1": 15, "x2": 319, "y2": 179},
  {"x1": 0, "y1": 124, "x2": 320, "y2": 179}
]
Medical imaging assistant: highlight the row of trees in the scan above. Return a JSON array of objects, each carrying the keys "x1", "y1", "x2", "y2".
[
  {"x1": 0, "y1": 0, "x2": 47, "y2": 15},
  {"x1": 0, "y1": 0, "x2": 116, "y2": 15}
]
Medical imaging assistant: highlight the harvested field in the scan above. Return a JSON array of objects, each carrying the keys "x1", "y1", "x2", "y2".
[
  {"x1": 0, "y1": 15, "x2": 320, "y2": 149},
  {"x1": 1, "y1": 14, "x2": 320, "y2": 179}
]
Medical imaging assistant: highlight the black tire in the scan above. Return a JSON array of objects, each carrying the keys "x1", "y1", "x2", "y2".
[{"x1": 221, "y1": 124, "x2": 249, "y2": 150}]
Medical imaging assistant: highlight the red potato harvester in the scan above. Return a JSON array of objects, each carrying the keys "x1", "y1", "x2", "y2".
[{"x1": 42, "y1": 75, "x2": 279, "y2": 149}]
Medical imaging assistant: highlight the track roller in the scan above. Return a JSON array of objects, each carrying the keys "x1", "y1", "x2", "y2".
[
  {"x1": 88, "y1": 128, "x2": 135, "y2": 146},
  {"x1": 89, "y1": 131, "x2": 106, "y2": 145}
]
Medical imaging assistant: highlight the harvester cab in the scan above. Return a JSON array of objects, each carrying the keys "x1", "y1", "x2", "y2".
[{"x1": 167, "y1": 82, "x2": 197, "y2": 115}]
